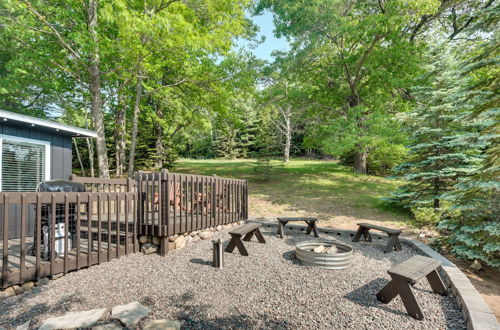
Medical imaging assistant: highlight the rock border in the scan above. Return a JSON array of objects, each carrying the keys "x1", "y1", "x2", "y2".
[{"x1": 248, "y1": 218, "x2": 500, "y2": 330}]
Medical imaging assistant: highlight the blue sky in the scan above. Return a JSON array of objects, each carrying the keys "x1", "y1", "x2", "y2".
[{"x1": 236, "y1": 10, "x2": 289, "y2": 61}]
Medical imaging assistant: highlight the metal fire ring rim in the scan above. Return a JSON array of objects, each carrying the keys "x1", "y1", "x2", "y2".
[{"x1": 295, "y1": 240, "x2": 354, "y2": 270}]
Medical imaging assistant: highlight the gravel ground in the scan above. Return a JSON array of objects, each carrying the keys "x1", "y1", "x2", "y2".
[{"x1": 0, "y1": 225, "x2": 466, "y2": 329}]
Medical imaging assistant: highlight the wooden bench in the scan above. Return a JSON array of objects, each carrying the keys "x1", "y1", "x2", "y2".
[
  {"x1": 352, "y1": 223, "x2": 402, "y2": 253},
  {"x1": 376, "y1": 255, "x2": 447, "y2": 320},
  {"x1": 225, "y1": 223, "x2": 266, "y2": 256},
  {"x1": 277, "y1": 217, "x2": 319, "y2": 238}
]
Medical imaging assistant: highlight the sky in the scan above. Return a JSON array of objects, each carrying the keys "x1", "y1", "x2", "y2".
[{"x1": 236, "y1": 10, "x2": 289, "y2": 61}]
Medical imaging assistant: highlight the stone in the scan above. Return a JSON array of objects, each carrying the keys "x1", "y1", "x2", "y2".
[
  {"x1": 21, "y1": 281, "x2": 35, "y2": 291},
  {"x1": 325, "y1": 246, "x2": 338, "y2": 254},
  {"x1": 222, "y1": 225, "x2": 230, "y2": 230},
  {"x1": 313, "y1": 245, "x2": 326, "y2": 253},
  {"x1": 192, "y1": 235, "x2": 201, "y2": 242},
  {"x1": 139, "y1": 236, "x2": 149, "y2": 244},
  {"x1": 182, "y1": 232, "x2": 189, "y2": 236},
  {"x1": 36, "y1": 277, "x2": 50, "y2": 286},
  {"x1": 141, "y1": 243, "x2": 158, "y2": 255},
  {"x1": 51, "y1": 273, "x2": 64, "y2": 280},
  {"x1": 12, "y1": 285, "x2": 25, "y2": 295},
  {"x1": 185, "y1": 235, "x2": 193, "y2": 244},
  {"x1": 143, "y1": 319, "x2": 181, "y2": 330},
  {"x1": 0, "y1": 287, "x2": 16, "y2": 300},
  {"x1": 92, "y1": 322, "x2": 123, "y2": 330},
  {"x1": 199, "y1": 231, "x2": 214, "y2": 240},
  {"x1": 16, "y1": 320, "x2": 30, "y2": 330},
  {"x1": 216, "y1": 225, "x2": 222, "y2": 231},
  {"x1": 174, "y1": 235, "x2": 186, "y2": 250},
  {"x1": 152, "y1": 236, "x2": 161, "y2": 246},
  {"x1": 112, "y1": 301, "x2": 151, "y2": 327},
  {"x1": 189, "y1": 231, "x2": 198, "y2": 236},
  {"x1": 168, "y1": 235, "x2": 178, "y2": 242},
  {"x1": 470, "y1": 260, "x2": 482, "y2": 271},
  {"x1": 39, "y1": 308, "x2": 107, "y2": 330}
]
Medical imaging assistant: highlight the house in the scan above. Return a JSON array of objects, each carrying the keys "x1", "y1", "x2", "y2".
[{"x1": 0, "y1": 110, "x2": 96, "y2": 192}]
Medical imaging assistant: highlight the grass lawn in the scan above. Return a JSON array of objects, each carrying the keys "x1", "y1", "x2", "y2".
[{"x1": 174, "y1": 158, "x2": 416, "y2": 233}]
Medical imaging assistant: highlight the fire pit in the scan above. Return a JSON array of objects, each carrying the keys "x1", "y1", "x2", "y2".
[{"x1": 295, "y1": 240, "x2": 353, "y2": 269}]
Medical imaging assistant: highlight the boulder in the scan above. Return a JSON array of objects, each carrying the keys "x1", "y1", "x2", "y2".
[
  {"x1": 39, "y1": 308, "x2": 107, "y2": 330},
  {"x1": 192, "y1": 235, "x2": 201, "y2": 242},
  {"x1": 152, "y1": 236, "x2": 161, "y2": 246},
  {"x1": 112, "y1": 301, "x2": 151, "y2": 327},
  {"x1": 139, "y1": 236, "x2": 149, "y2": 244},
  {"x1": 141, "y1": 243, "x2": 158, "y2": 255},
  {"x1": 470, "y1": 260, "x2": 482, "y2": 271},
  {"x1": 168, "y1": 235, "x2": 178, "y2": 242},
  {"x1": 189, "y1": 231, "x2": 198, "y2": 237},
  {"x1": 222, "y1": 225, "x2": 230, "y2": 230},
  {"x1": 174, "y1": 236, "x2": 186, "y2": 250},
  {"x1": 21, "y1": 281, "x2": 35, "y2": 291},
  {"x1": 325, "y1": 246, "x2": 338, "y2": 254},
  {"x1": 182, "y1": 232, "x2": 189, "y2": 236},
  {"x1": 199, "y1": 231, "x2": 214, "y2": 240},
  {"x1": 184, "y1": 236, "x2": 193, "y2": 244},
  {"x1": 143, "y1": 320, "x2": 181, "y2": 330},
  {"x1": 0, "y1": 287, "x2": 16, "y2": 300},
  {"x1": 216, "y1": 225, "x2": 222, "y2": 231},
  {"x1": 12, "y1": 285, "x2": 24, "y2": 295}
]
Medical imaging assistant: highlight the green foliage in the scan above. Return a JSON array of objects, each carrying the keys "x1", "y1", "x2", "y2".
[
  {"x1": 367, "y1": 144, "x2": 408, "y2": 176},
  {"x1": 411, "y1": 207, "x2": 442, "y2": 227}
]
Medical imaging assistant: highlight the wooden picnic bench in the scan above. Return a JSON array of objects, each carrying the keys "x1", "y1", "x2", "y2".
[
  {"x1": 225, "y1": 223, "x2": 266, "y2": 256},
  {"x1": 277, "y1": 217, "x2": 319, "y2": 238},
  {"x1": 376, "y1": 255, "x2": 447, "y2": 320},
  {"x1": 352, "y1": 223, "x2": 402, "y2": 253}
]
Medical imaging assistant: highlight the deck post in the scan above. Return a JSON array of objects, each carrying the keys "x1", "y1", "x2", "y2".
[{"x1": 159, "y1": 236, "x2": 170, "y2": 256}]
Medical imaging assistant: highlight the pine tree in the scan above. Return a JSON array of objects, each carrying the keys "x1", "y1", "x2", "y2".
[
  {"x1": 436, "y1": 8, "x2": 499, "y2": 267},
  {"x1": 388, "y1": 49, "x2": 484, "y2": 210}
]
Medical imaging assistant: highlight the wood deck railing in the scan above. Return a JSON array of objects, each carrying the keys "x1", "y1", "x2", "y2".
[
  {"x1": 0, "y1": 192, "x2": 138, "y2": 288},
  {"x1": 0, "y1": 171, "x2": 248, "y2": 288},
  {"x1": 136, "y1": 170, "x2": 248, "y2": 238}
]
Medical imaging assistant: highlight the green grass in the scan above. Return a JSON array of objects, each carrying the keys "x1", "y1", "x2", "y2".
[{"x1": 173, "y1": 158, "x2": 413, "y2": 230}]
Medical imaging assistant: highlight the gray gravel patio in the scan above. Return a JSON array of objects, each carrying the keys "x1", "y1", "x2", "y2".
[{"x1": 0, "y1": 225, "x2": 466, "y2": 329}]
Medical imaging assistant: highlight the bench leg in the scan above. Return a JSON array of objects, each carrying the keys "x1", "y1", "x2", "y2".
[
  {"x1": 312, "y1": 221, "x2": 319, "y2": 237},
  {"x1": 376, "y1": 279, "x2": 400, "y2": 304},
  {"x1": 278, "y1": 221, "x2": 287, "y2": 238},
  {"x1": 243, "y1": 231, "x2": 254, "y2": 242},
  {"x1": 397, "y1": 280, "x2": 424, "y2": 320},
  {"x1": 426, "y1": 270, "x2": 447, "y2": 295},
  {"x1": 225, "y1": 237, "x2": 248, "y2": 256},
  {"x1": 254, "y1": 228, "x2": 266, "y2": 243},
  {"x1": 363, "y1": 228, "x2": 372, "y2": 242},
  {"x1": 353, "y1": 226, "x2": 364, "y2": 242},
  {"x1": 306, "y1": 221, "x2": 313, "y2": 234},
  {"x1": 384, "y1": 234, "x2": 399, "y2": 253}
]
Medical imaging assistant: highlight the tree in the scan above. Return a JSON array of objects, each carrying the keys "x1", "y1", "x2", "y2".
[
  {"x1": 388, "y1": 48, "x2": 484, "y2": 209},
  {"x1": 258, "y1": 0, "x2": 440, "y2": 173}
]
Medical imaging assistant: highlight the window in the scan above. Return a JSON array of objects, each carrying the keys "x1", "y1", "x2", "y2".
[{"x1": 0, "y1": 135, "x2": 51, "y2": 192}]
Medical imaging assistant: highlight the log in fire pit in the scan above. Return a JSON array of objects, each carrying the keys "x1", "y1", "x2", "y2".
[{"x1": 295, "y1": 240, "x2": 353, "y2": 270}]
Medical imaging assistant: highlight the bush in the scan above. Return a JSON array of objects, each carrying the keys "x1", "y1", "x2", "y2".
[
  {"x1": 411, "y1": 207, "x2": 442, "y2": 227},
  {"x1": 340, "y1": 143, "x2": 407, "y2": 176}
]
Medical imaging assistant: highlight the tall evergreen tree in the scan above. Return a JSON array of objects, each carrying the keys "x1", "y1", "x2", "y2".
[{"x1": 388, "y1": 49, "x2": 484, "y2": 209}]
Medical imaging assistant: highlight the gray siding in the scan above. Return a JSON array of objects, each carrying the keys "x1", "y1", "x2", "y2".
[
  {"x1": 0, "y1": 122, "x2": 73, "y2": 238},
  {"x1": 0, "y1": 123, "x2": 73, "y2": 180}
]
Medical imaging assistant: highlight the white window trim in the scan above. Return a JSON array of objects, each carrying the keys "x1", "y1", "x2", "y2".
[{"x1": 0, "y1": 134, "x2": 51, "y2": 192}]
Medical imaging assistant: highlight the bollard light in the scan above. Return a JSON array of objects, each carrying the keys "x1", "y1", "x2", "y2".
[{"x1": 212, "y1": 239, "x2": 224, "y2": 268}]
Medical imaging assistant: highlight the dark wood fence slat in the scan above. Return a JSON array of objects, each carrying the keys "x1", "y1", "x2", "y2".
[
  {"x1": 76, "y1": 194, "x2": 81, "y2": 270},
  {"x1": 20, "y1": 194, "x2": 27, "y2": 284},
  {"x1": 35, "y1": 194, "x2": 41, "y2": 279},
  {"x1": 50, "y1": 194, "x2": 56, "y2": 277},
  {"x1": 64, "y1": 194, "x2": 69, "y2": 274}
]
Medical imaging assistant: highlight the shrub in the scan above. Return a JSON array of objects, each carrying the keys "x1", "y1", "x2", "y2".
[{"x1": 411, "y1": 207, "x2": 442, "y2": 227}]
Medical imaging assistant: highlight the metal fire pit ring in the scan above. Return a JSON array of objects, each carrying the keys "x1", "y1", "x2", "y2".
[{"x1": 295, "y1": 240, "x2": 353, "y2": 270}]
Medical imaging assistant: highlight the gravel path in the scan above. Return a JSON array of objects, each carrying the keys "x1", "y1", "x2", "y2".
[{"x1": 0, "y1": 226, "x2": 466, "y2": 329}]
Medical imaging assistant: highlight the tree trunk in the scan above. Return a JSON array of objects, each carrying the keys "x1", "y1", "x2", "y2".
[
  {"x1": 87, "y1": 0, "x2": 109, "y2": 178},
  {"x1": 154, "y1": 123, "x2": 164, "y2": 169},
  {"x1": 115, "y1": 93, "x2": 127, "y2": 177},
  {"x1": 284, "y1": 119, "x2": 291, "y2": 163},
  {"x1": 86, "y1": 137, "x2": 95, "y2": 177},
  {"x1": 353, "y1": 147, "x2": 367, "y2": 174},
  {"x1": 73, "y1": 138, "x2": 86, "y2": 177},
  {"x1": 127, "y1": 74, "x2": 142, "y2": 177}
]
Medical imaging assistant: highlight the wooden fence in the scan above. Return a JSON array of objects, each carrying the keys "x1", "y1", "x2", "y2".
[
  {"x1": 136, "y1": 170, "x2": 248, "y2": 239},
  {"x1": 0, "y1": 192, "x2": 138, "y2": 288},
  {"x1": 0, "y1": 171, "x2": 248, "y2": 288}
]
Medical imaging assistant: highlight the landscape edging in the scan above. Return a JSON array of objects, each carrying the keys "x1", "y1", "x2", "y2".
[{"x1": 247, "y1": 218, "x2": 500, "y2": 330}]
